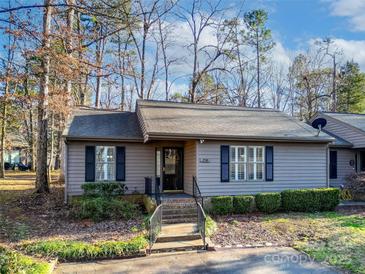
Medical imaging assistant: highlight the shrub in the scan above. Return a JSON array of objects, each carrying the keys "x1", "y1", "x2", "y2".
[
  {"x1": 0, "y1": 245, "x2": 51, "y2": 274},
  {"x1": 233, "y1": 195, "x2": 254, "y2": 214},
  {"x1": 82, "y1": 182, "x2": 128, "y2": 197},
  {"x1": 255, "y1": 192, "x2": 281, "y2": 213},
  {"x1": 281, "y1": 188, "x2": 340, "y2": 212},
  {"x1": 205, "y1": 216, "x2": 218, "y2": 237},
  {"x1": 21, "y1": 236, "x2": 148, "y2": 262},
  {"x1": 71, "y1": 196, "x2": 140, "y2": 222},
  {"x1": 211, "y1": 196, "x2": 233, "y2": 215}
]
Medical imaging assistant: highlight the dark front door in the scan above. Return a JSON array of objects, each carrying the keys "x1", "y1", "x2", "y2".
[
  {"x1": 360, "y1": 151, "x2": 365, "y2": 172},
  {"x1": 162, "y1": 148, "x2": 183, "y2": 191}
]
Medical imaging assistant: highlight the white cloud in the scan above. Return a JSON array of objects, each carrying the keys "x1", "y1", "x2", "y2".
[
  {"x1": 327, "y1": 0, "x2": 365, "y2": 31},
  {"x1": 270, "y1": 41, "x2": 292, "y2": 69}
]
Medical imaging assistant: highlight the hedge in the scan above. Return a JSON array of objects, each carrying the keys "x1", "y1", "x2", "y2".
[
  {"x1": 281, "y1": 188, "x2": 340, "y2": 212},
  {"x1": 233, "y1": 195, "x2": 254, "y2": 214},
  {"x1": 0, "y1": 245, "x2": 51, "y2": 274},
  {"x1": 255, "y1": 192, "x2": 281, "y2": 213},
  {"x1": 71, "y1": 196, "x2": 140, "y2": 222},
  {"x1": 20, "y1": 236, "x2": 148, "y2": 262},
  {"x1": 81, "y1": 182, "x2": 128, "y2": 197},
  {"x1": 211, "y1": 196, "x2": 233, "y2": 215}
]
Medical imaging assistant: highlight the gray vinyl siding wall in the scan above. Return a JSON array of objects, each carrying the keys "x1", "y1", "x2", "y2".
[
  {"x1": 67, "y1": 141, "x2": 154, "y2": 196},
  {"x1": 183, "y1": 141, "x2": 197, "y2": 195},
  {"x1": 319, "y1": 115, "x2": 365, "y2": 148},
  {"x1": 329, "y1": 148, "x2": 356, "y2": 187},
  {"x1": 196, "y1": 141, "x2": 328, "y2": 196}
]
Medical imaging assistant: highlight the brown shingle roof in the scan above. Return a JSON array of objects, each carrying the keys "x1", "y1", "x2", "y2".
[{"x1": 137, "y1": 100, "x2": 334, "y2": 142}]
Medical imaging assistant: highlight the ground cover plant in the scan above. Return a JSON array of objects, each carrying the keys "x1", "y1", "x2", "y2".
[{"x1": 0, "y1": 245, "x2": 51, "y2": 274}]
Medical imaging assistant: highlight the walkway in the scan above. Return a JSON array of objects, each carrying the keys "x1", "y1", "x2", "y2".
[{"x1": 55, "y1": 247, "x2": 339, "y2": 274}]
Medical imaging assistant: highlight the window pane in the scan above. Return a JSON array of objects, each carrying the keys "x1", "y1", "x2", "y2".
[
  {"x1": 95, "y1": 146, "x2": 115, "y2": 181},
  {"x1": 230, "y1": 147, "x2": 236, "y2": 162},
  {"x1": 230, "y1": 163, "x2": 236, "y2": 181},
  {"x1": 248, "y1": 147, "x2": 254, "y2": 162},
  {"x1": 238, "y1": 147, "x2": 246, "y2": 162},
  {"x1": 257, "y1": 147, "x2": 264, "y2": 162},
  {"x1": 256, "y1": 163, "x2": 264, "y2": 180},
  {"x1": 248, "y1": 163, "x2": 254, "y2": 180},
  {"x1": 238, "y1": 163, "x2": 245, "y2": 180},
  {"x1": 156, "y1": 150, "x2": 161, "y2": 177}
]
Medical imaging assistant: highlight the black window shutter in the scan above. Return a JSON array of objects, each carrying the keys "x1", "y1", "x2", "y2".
[
  {"x1": 116, "y1": 147, "x2": 126, "y2": 181},
  {"x1": 265, "y1": 146, "x2": 274, "y2": 181},
  {"x1": 329, "y1": 150, "x2": 337, "y2": 179},
  {"x1": 221, "y1": 145, "x2": 230, "y2": 182},
  {"x1": 85, "y1": 146, "x2": 95, "y2": 182}
]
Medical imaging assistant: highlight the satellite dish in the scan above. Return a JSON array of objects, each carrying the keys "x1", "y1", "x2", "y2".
[{"x1": 311, "y1": 118, "x2": 327, "y2": 136}]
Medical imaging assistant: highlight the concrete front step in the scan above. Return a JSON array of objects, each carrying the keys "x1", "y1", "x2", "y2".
[
  {"x1": 163, "y1": 208, "x2": 197, "y2": 215},
  {"x1": 162, "y1": 217, "x2": 197, "y2": 224},
  {"x1": 151, "y1": 239, "x2": 205, "y2": 253},
  {"x1": 162, "y1": 213, "x2": 198, "y2": 220},
  {"x1": 156, "y1": 233, "x2": 201, "y2": 243}
]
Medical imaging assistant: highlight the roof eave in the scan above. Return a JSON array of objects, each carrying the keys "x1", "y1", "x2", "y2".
[
  {"x1": 64, "y1": 136, "x2": 144, "y2": 143},
  {"x1": 145, "y1": 132, "x2": 333, "y2": 143}
]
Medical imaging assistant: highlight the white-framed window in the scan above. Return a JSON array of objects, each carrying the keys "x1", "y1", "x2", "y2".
[
  {"x1": 230, "y1": 146, "x2": 246, "y2": 181},
  {"x1": 248, "y1": 146, "x2": 264, "y2": 181},
  {"x1": 229, "y1": 146, "x2": 264, "y2": 181},
  {"x1": 95, "y1": 146, "x2": 116, "y2": 181}
]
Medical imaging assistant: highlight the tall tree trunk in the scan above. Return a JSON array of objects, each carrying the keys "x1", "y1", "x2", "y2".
[
  {"x1": 332, "y1": 56, "x2": 337, "y2": 112},
  {"x1": 36, "y1": 0, "x2": 52, "y2": 193},
  {"x1": 66, "y1": 0, "x2": 74, "y2": 106},
  {"x1": 0, "y1": 82, "x2": 9, "y2": 179},
  {"x1": 256, "y1": 31, "x2": 260, "y2": 108},
  {"x1": 95, "y1": 25, "x2": 103, "y2": 108},
  {"x1": 48, "y1": 112, "x2": 54, "y2": 182}
]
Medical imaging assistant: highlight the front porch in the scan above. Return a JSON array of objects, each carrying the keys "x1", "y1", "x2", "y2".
[{"x1": 146, "y1": 140, "x2": 197, "y2": 196}]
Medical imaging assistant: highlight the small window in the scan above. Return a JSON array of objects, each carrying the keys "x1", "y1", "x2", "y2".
[{"x1": 95, "y1": 146, "x2": 116, "y2": 181}]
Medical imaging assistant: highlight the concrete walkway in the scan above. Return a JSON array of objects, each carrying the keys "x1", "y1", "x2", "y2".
[{"x1": 54, "y1": 247, "x2": 339, "y2": 274}]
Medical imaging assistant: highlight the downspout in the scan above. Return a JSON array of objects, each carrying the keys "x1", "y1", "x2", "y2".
[
  {"x1": 64, "y1": 140, "x2": 68, "y2": 204},
  {"x1": 326, "y1": 143, "x2": 329, "y2": 187}
]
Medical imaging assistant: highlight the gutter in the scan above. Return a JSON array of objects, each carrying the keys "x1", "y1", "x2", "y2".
[{"x1": 144, "y1": 133, "x2": 334, "y2": 144}]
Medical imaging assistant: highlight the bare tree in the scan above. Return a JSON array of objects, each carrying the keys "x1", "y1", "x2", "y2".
[{"x1": 36, "y1": 0, "x2": 52, "y2": 193}]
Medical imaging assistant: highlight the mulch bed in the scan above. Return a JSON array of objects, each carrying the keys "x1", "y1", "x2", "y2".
[
  {"x1": 210, "y1": 214, "x2": 291, "y2": 247},
  {"x1": 0, "y1": 186, "x2": 144, "y2": 245}
]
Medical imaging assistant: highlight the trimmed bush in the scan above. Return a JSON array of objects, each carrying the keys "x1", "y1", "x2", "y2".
[
  {"x1": 0, "y1": 245, "x2": 51, "y2": 274},
  {"x1": 21, "y1": 236, "x2": 148, "y2": 262},
  {"x1": 71, "y1": 196, "x2": 140, "y2": 222},
  {"x1": 255, "y1": 192, "x2": 281, "y2": 213},
  {"x1": 281, "y1": 188, "x2": 340, "y2": 212},
  {"x1": 82, "y1": 182, "x2": 128, "y2": 197},
  {"x1": 211, "y1": 196, "x2": 233, "y2": 215},
  {"x1": 233, "y1": 195, "x2": 254, "y2": 214}
]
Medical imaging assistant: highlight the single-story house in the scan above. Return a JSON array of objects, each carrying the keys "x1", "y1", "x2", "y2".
[
  {"x1": 62, "y1": 100, "x2": 334, "y2": 201},
  {"x1": 310, "y1": 112, "x2": 365, "y2": 187}
]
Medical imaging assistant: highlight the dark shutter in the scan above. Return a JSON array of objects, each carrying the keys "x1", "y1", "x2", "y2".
[
  {"x1": 221, "y1": 145, "x2": 230, "y2": 182},
  {"x1": 116, "y1": 147, "x2": 126, "y2": 181},
  {"x1": 329, "y1": 150, "x2": 337, "y2": 179},
  {"x1": 265, "y1": 146, "x2": 274, "y2": 181},
  {"x1": 85, "y1": 146, "x2": 95, "y2": 182}
]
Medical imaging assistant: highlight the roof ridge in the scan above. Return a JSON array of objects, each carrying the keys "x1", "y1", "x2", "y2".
[
  {"x1": 322, "y1": 111, "x2": 365, "y2": 116},
  {"x1": 74, "y1": 106, "x2": 133, "y2": 113},
  {"x1": 137, "y1": 99, "x2": 280, "y2": 112}
]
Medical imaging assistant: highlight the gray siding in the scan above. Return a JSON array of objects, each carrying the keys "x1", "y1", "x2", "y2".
[
  {"x1": 316, "y1": 114, "x2": 365, "y2": 148},
  {"x1": 329, "y1": 148, "x2": 356, "y2": 187},
  {"x1": 184, "y1": 141, "x2": 197, "y2": 195},
  {"x1": 67, "y1": 141, "x2": 154, "y2": 196},
  {"x1": 197, "y1": 141, "x2": 328, "y2": 196}
]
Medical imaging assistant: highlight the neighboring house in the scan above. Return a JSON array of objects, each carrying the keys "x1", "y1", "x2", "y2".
[
  {"x1": 311, "y1": 112, "x2": 365, "y2": 187},
  {"x1": 3, "y1": 134, "x2": 29, "y2": 168},
  {"x1": 62, "y1": 100, "x2": 334, "y2": 201}
]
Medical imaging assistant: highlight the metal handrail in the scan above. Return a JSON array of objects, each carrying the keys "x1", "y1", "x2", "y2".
[
  {"x1": 155, "y1": 177, "x2": 161, "y2": 205},
  {"x1": 148, "y1": 204, "x2": 163, "y2": 253},
  {"x1": 193, "y1": 176, "x2": 203, "y2": 207},
  {"x1": 196, "y1": 202, "x2": 206, "y2": 248}
]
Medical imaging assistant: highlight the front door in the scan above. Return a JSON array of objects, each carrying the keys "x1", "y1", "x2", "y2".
[
  {"x1": 360, "y1": 151, "x2": 365, "y2": 172},
  {"x1": 162, "y1": 148, "x2": 183, "y2": 191}
]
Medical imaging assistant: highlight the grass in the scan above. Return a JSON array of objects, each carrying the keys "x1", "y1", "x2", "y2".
[
  {"x1": 0, "y1": 245, "x2": 51, "y2": 274},
  {"x1": 205, "y1": 216, "x2": 218, "y2": 237},
  {"x1": 264, "y1": 212, "x2": 365, "y2": 273},
  {"x1": 20, "y1": 235, "x2": 148, "y2": 262}
]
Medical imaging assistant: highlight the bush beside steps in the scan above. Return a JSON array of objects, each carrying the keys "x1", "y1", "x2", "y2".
[{"x1": 210, "y1": 188, "x2": 340, "y2": 215}]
